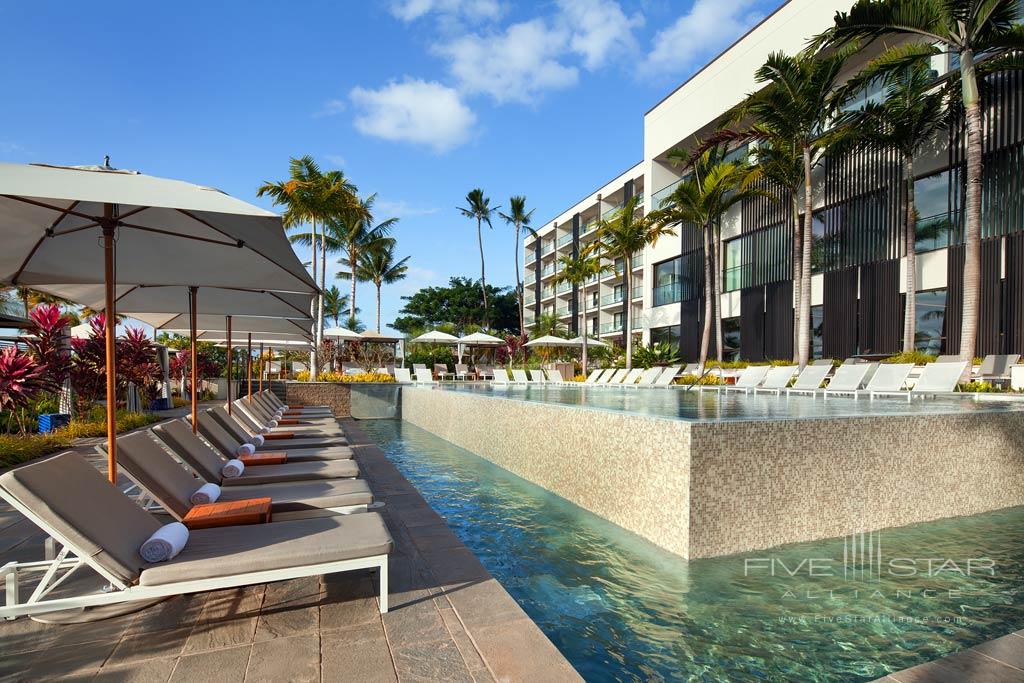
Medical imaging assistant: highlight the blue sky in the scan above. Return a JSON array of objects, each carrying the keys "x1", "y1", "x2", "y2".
[{"x1": 1, "y1": 0, "x2": 778, "y2": 334}]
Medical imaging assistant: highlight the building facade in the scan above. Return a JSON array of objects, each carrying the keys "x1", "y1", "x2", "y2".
[{"x1": 523, "y1": 0, "x2": 1024, "y2": 361}]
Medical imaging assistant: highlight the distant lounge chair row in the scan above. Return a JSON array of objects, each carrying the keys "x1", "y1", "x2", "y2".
[{"x1": 0, "y1": 390, "x2": 392, "y2": 620}]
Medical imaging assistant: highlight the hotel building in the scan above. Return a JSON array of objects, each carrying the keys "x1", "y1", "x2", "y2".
[{"x1": 523, "y1": 0, "x2": 1024, "y2": 361}]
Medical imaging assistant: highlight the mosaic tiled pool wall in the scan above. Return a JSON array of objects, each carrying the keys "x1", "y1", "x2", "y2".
[{"x1": 401, "y1": 387, "x2": 1024, "y2": 559}]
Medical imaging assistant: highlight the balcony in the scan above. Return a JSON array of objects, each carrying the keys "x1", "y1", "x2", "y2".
[
  {"x1": 632, "y1": 253, "x2": 643, "y2": 268},
  {"x1": 600, "y1": 321, "x2": 623, "y2": 334},
  {"x1": 601, "y1": 203, "x2": 623, "y2": 221},
  {"x1": 652, "y1": 282, "x2": 681, "y2": 307},
  {"x1": 651, "y1": 178, "x2": 682, "y2": 209},
  {"x1": 556, "y1": 305, "x2": 570, "y2": 316},
  {"x1": 525, "y1": 251, "x2": 536, "y2": 265},
  {"x1": 541, "y1": 263, "x2": 555, "y2": 277},
  {"x1": 601, "y1": 292, "x2": 624, "y2": 306},
  {"x1": 541, "y1": 287, "x2": 554, "y2": 299},
  {"x1": 556, "y1": 233, "x2": 574, "y2": 248},
  {"x1": 524, "y1": 293, "x2": 536, "y2": 305},
  {"x1": 632, "y1": 318, "x2": 643, "y2": 330},
  {"x1": 542, "y1": 241, "x2": 555, "y2": 255},
  {"x1": 634, "y1": 192, "x2": 644, "y2": 207},
  {"x1": 581, "y1": 219, "x2": 598, "y2": 235},
  {"x1": 556, "y1": 281, "x2": 572, "y2": 294}
]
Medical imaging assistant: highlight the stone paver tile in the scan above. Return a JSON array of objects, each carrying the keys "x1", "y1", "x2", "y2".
[
  {"x1": 973, "y1": 633, "x2": 1024, "y2": 670},
  {"x1": 443, "y1": 579, "x2": 526, "y2": 630},
  {"x1": 94, "y1": 656, "x2": 178, "y2": 683},
  {"x1": 7, "y1": 638, "x2": 120, "y2": 681},
  {"x1": 320, "y1": 575, "x2": 381, "y2": 631},
  {"x1": 381, "y1": 589, "x2": 448, "y2": 646},
  {"x1": 1, "y1": 609, "x2": 135, "y2": 655},
  {"x1": 469, "y1": 617, "x2": 583, "y2": 682},
  {"x1": 254, "y1": 577, "x2": 321, "y2": 641},
  {"x1": 169, "y1": 644, "x2": 252, "y2": 683},
  {"x1": 391, "y1": 637, "x2": 475, "y2": 683},
  {"x1": 106, "y1": 626, "x2": 192, "y2": 666},
  {"x1": 183, "y1": 586, "x2": 264, "y2": 653},
  {"x1": 438, "y1": 606, "x2": 488, "y2": 673},
  {"x1": 245, "y1": 633, "x2": 320, "y2": 683},
  {"x1": 322, "y1": 623, "x2": 397, "y2": 683},
  {"x1": 127, "y1": 594, "x2": 209, "y2": 635},
  {"x1": 410, "y1": 526, "x2": 466, "y2": 553},
  {"x1": 418, "y1": 547, "x2": 491, "y2": 588},
  {"x1": 399, "y1": 508, "x2": 447, "y2": 529},
  {"x1": 890, "y1": 648, "x2": 1024, "y2": 683}
]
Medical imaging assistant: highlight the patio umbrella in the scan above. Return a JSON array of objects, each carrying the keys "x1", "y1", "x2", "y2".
[
  {"x1": 524, "y1": 335, "x2": 577, "y2": 347},
  {"x1": 324, "y1": 326, "x2": 364, "y2": 340},
  {"x1": 0, "y1": 161, "x2": 315, "y2": 482},
  {"x1": 568, "y1": 335, "x2": 610, "y2": 348},
  {"x1": 457, "y1": 331, "x2": 504, "y2": 364},
  {"x1": 411, "y1": 330, "x2": 460, "y2": 344}
]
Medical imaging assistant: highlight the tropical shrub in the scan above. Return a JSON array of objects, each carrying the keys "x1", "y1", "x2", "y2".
[
  {"x1": 69, "y1": 314, "x2": 108, "y2": 414},
  {"x1": 406, "y1": 346, "x2": 456, "y2": 369},
  {"x1": 118, "y1": 327, "x2": 161, "y2": 406},
  {"x1": 0, "y1": 347, "x2": 55, "y2": 433},
  {"x1": 0, "y1": 410, "x2": 164, "y2": 468},
  {"x1": 24, "y1": 304, "x2": 71, "y2": 387},
  {"x1": 882, "y1": 351, "x2": 936, "y2": 365},
  {"x1": 677, "y1": 373, "x2": 725, "y2": 386},
  {"x1": 295, "y1": 370, "x2": 311, "y2": 382},
  {"x1": 631, "y1": 342, "x2": 680, "y2": 369},
  {"x1": 169, "y1": 348, "x2": 220, "y2": 394},
  {"x1": 958, "y1": 381, "x2": 999, "y2": 393}
]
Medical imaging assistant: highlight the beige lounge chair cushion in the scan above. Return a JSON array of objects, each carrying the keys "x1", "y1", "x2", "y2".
[
  {"x1": 153, "y1": 420, "x2": 234, "y2": 483},
  {"x1": 219, "y1": 479, "x2": 372, "y2": 512},
  {"x1": 116, "y1": 431, "x2": 203, "y2": 518},
  {"x1": 224, "y1": 460, "x2": 358, "y2": 486},
  {"x1": 139, "y1": 513, "x2": 392, "y2": 586},
  {"x1": 208, "y1": 407, "x2": 348, "y2": 450},
  {"x1": 0, "y1": 452, "x2": 160, "y2": 583},
  {"x1": 197, "y1": 411, "x2": 351, "y2": 460}
]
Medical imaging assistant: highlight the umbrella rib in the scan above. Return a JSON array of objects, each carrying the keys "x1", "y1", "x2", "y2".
[
  {"x1": 267, "y1": 291, "x2": 315, "y2": 318},
  {"x1": 2, "y1": 194, "x2": 98, "y2": 222},
  {"x1": 116, "y1": 222, "x2": 243, "y2": 247},
  {"x1": 286, "y1": 318, "x2": 314, "y2": 338}
]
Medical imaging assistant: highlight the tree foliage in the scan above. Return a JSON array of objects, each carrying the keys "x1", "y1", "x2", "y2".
[{"x1": 393, "y1": 277, "x2": 519, "y2": 335}]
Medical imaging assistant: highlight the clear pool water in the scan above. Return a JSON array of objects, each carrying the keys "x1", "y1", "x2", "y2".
[
  {"x1": 363, "y1": 419, "x2": 1024, "y2": 682},
  {"x1": 437, "y1": 383, "x2": 1024, "y2": 422}
]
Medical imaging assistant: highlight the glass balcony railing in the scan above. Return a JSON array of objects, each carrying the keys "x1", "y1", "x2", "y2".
[
  {"x1": 634, "y1": 192, "x2": 644, "y2": 207},
  {"x1": 524, "y1": 293, "x2": 535, "y2": 305},
  {"x1": 556, "y1": 281, "x2": 572, "y2": 293},
  {"x1": 652, "y1": 282, "x2": 682, "y2": 307},
  {"x1": 541, "y1": 287, "x2": 554, "y2": 299},
  {"x1": 632, "y1": 253, "x2": 643, "y2": 268},
  {"x1": 601, "y1": 292, "x2": 624, "y2": 306},
  {"x1": 602, "y1": 203, "x2": 623, "y2": 221},
  {"x1": 556, "y1": 233, "x2": 574, "y2": 248},
  {"x1": 632, "y1": 318, "x2": 643, "y2": 330},
  {"x1": 581, "y1": 219, "x2": 598, "y2": 235},
  {"x1": 556, "y1": 306, "x2": 570, "y2": 316},
  {"x1": 651, "y1": 178, "x2": 682, "y2": 209},
  {"x1": 525, "y1": 251, "x2": 536, "y2": 265},
  {"x1": 600, "y1": 321, "x2": 623, "y2": 334},
  {"x1": 542, "y1": 241, "x2": 555, "y2": 255}
]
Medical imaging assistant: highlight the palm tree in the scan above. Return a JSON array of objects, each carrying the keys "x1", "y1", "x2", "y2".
[
  {"x1": 814, "y1": 0, "x2": 1024, "y2": 375},
  {"x1": 836, "y1": 56, "x2": 949, "y2": 352},
  {"x1": 458, "y1": 189, "x2": 500, "y2": 326},
  {"x1": 552, "y1": 249, "x2": 608, "y2": 373},
  {"x1": 596, "y1": 195, "x2": 676, "y2": 369},
  {"x1": 650, "y1": 149, "x2": 765, "y2": 368},
  {"x1": 329, "y1": 193, "x2": 394, "y2": 330},
  {"x1": 720, "y1": 49, "x2": 853, "y2": 369},
  {"x1": 354, "y1": 238, "x2": 410, "y2": 332},
  {"x1": 323, "y1": 285, "x2": 355, "y2": 327},
  {"x1": 531, "y1": 313, "x2": 567, "y2": 338},
  {"x1": 498, "y1": 196, "x2": 536, "y2": 335},
  {"x1": 258, "y1": 156, "x2": 356, "y2": 378}
]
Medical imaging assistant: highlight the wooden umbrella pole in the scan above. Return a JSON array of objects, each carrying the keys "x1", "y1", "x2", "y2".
[
  {"x1": 102, "y1": 204, "x2": 118, "y2": 483},
  {"x1": 259, "y1": 343, "x2": 264, "y2": 392},
  {"x1": 226, "y1": 315, "x2": 233, "y2": 414},
  {"x1": 189, "y1": 287, "x2": 198, "y2": 434},
  {"x1": 247, "y1": 333, "x2": 252, "y2": 401}
]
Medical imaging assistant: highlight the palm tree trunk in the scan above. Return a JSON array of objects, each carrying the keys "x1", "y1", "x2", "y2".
[
  {"x1": 699, "y1": 225, "x2": 713, "y2": 368},
  {"x1": 349, "y1": 252, "x2": 358, "y2": 329},
  {"x1": 903, "y1": 154, "x2": 917, "y2": 353},
  {"x1": 791, "y1": 195, "x2": 802, "y2": 361},
  {"x1": 581, "y1": 292, "x2": 588, "y2": 375},
  {"x1": 712, "y1": 221, "x2": 723, "y2": 362},
  {"x1": 317, "y1": 226, "x2": 326, "y2": 367},
  {"x1": 959, "y1": 50, "x2": 982, "y2": 380},
  {"x1": 797, "y1": 147, "x2": 813, "y2": 370},
  {"x1": 309, "y1": 220, "x2": 318, "y2": 380},
  {"x1": 477, "y1": 217, "x2": 489, "y2": 326},
  {"x1": 624, "y1": 254, "x2": 633, "y2": 370},
  {"x1": 514, "y1": 223, "x2": 523, "y2": 335},
  {"x1": 375, "y1": 283, "x2": 382, "y2": 333}
]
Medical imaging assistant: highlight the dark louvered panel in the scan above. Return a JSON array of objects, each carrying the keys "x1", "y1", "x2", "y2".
[
  {"x1": 681, "y1": 248, "x2": 705, "y2": 301},
  {"x1": 679, "y1": 222, "x2": 702, "y2": 254},
  {"x1": 944, "y1": 239, "x2": 1002, "y2": 354},
  {"x1": 740, "y1": 286, "x2": 765, "y2": 361},
  {"x1": 764, "y1": 280, "x2": 794, "y2": 361},
  {"x1": 858, "y1": 259, "x2": 901, "y2": 355},
  {"x1": 742, "y1": 178, "x2": 792, "y2": 234},
  {"x1": 823, "y1": 267, "x2": 858, "y2": 359},
  {"x1": 571, "y1": 213, "x2": 580, "y2": 334},
  {"x1": 730, "y1": 222, "x2": 792, "y2": 289},
  {"x1": 533, "y1": 240, "x2": 542, "y2": 319},
  {"x1": 1004, "y1": 233, "x2": 1024, "y2": 353},
  {"x1": 680, "y1": 299, "x2": 702, "y2": 361}
]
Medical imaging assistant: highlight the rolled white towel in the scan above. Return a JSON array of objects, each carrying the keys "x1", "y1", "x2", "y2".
[
  {"x1": 221, "y1": 459, "x2": 245, "y2": 479},
  {"x1": 259, "y1": 426, "x2": 270, "y2": 435},
  {"x1": 236, "y1": 442, "x2": 256, "y2": 457},
  {"x1": 282, "y1": 404, "x2": 290, "y2": 410},
  {"x1": 190, "y1": 483, "x2": 221, "y2": 505},
  {"x1": 274, "y1": 409, "x2": 283, "y2": 418},
  {"x1": 140, "y1": 522, "x2": 189, "y2": 563},
  {"x1": 267, "y1": 419, "x2": 278, "y2": 428},
  {"x1": 248, "y1": 434, "x2": 265, "y2": 447}
]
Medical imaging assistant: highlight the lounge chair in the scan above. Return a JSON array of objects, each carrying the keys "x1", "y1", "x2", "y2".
[
  {"x1": 977, "y1": 354, "x2": 1020, "y2": 386},
  {"x1": 116, "y1": 431, "x2": 372, "y2": 520},
  {"x1": 247, "y1": 394, "x2": 336, "y2": 426},
  {"x1": 583, "y1": 369, "x2": 603, "y2": 384},
  {"x1": 510, "y1": 369, "x2": 530, "y2": 384},
  {"x1": 209, "y1": 406, "x2": 348, "y2": 451},
  {"x1": 935, "y1": 354, "x2": 960, "y2": 363},
  {"x1": 784, "y1": 363, "x2": 834, "y2": 396},
  {"x1": 262, "y1": 391, "x2": 329, "y2": 413},
  {"x1": 635, "y1": 367, "x2": 663, "y2": 386},
  {"x1": 491, "y1": 368, "x2": 510, "y2": 385},
  {"x1": 620, "y1": 368, "x2": 643, "y2": 385},
  {"x1": 414, "y1": 369, "x2": 436, "y2": 384},
  {"x1": 196, "y1": 411, "x2": 354, "y2": 462},
  {"x1": 394, "y1": 368, "x2": 413, "y2": 383},
  {"x1": 413, "y1": 363, "x2": 427, "y2": 373},
  {"x1": 0, "y1": 451, "x2": 391, "y2": 619},
  {"x1": 826, "y1": 363, "x2": 913, "y2": 399},
  {"x1": 653, "y1": 365, "x2": 682, "y2": 387},
  {"x1": 752, "y1": 365, "x2": 799, "y2": 395},
  {"x1": 593, "y1": 369, "x2": 614, "y2": 384},
  {"x1": 529, "y1": 369, "x2": 548, "y2": 383},
  {"x1": 871, "y1": 361, "x2": 967, "y2": 400},
  {"x1": 716, "y1": 365, "x2": 771, "y2": 393},
  {"x1": 153, "y1": 420, "x2": 359, "y2": 486},
  {"x1": 476, "y1": 365, "x2": 494, "y2": 380},
  {"x1": 257, "y1": 393, "x2": 331, "y2": 419},
  {"x1": 604, "y1": 369, "x2": 628, "y2": 385},
  {"x1": 434, "y1": 363, "x2": 454, "y2": 380},
  {"x1": 819, "y1": 363, "x2": 879, "y2": 398},
  {"x1": 454, "y1": 363, "x2": 473, "y2": 381},
  {"x1": 233, "y1": 398, "x2": 343, "y2": 436},
  {"x1": 545, "y1": 369, "x2": 571, "y2": 385},
  {"x1": 682, "y1": 363, "x2": 701, "y2": 375}
]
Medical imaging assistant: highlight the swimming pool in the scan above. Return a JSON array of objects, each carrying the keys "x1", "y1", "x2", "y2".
[
  {"x1": 439, "y1": 382, "x2": 1024, "y2": 422},
  {"x1": 364, "y1": 419, "x2": 1024, "y2": 682}
]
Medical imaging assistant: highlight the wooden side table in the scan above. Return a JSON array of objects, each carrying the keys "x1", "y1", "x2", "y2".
[
  {"x1": 263, "y1": 432, "x2": 296, "y2": 440},
  {"x1": 240, "y1": 452, "x2": 288, "y2": 466},
  {"x1": 183, "y1": 497, "x2": 272, "y2": 530}
]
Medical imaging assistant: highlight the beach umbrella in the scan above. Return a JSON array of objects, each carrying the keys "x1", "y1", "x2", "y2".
[
  {"x1": 457, "y1": 331, "x2": 504, "y2": 363},
  {"x1": 360, "y1": 330, "x2": 401, "y2": 343},
  {"x1": 0, "y1": 161, "x2": 315, "y2": 482},
  {"x1": 568, "y1": 335, "x2": 610, "y2": 348},
  {"x1": 411, "y1": 330, "x2": 460, "y2": 344},
  {"x1": 324, "y1": 326, "x2": 364, "y2": 340},
  {"x1": 524, "y1": 335, "x2": 577, "y2": 347}
]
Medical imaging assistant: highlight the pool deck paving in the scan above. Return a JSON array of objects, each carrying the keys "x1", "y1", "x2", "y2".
[
  {"x1": 0, "y1": 415, "x2": 581, "y2": 682},
  {"x1": 873, "y1": 629, "x2": 1024, "y2": 682}
]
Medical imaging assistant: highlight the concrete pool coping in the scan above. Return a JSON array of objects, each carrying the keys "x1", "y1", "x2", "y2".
[{"x1": 0, "y1": 419, "x2": 581, "y2": 682}]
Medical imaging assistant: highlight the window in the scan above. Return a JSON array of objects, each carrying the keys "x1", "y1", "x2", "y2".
[
  {"x1": 591, "y1": 317, "x2": 598, "y2": 336},
  {"x1": 811, "y1": 305, "x2": 824, "y2": 359},
  {"x1": 613, "y1": 312, "x2": 625, "y2": 330},
  {"x1": 913, "y1": 288, "x2": 947, "y2": 354},
  {"x1": 652, "y1": 257, "x2": 682, "y2": 306},
  {"x1": 914, "y1": 170, "x2": 954, "y2": 252},
  {"x1": 613, "y1": 284, "x2": 624, "y2": 302},
  {"x1": 650, "y1": 325, "x2": 680, "y2": 350},
  {"x1": 723, "y1": 238, "x2": 744, "y2": 292},
  {"x1": 613, "y1": 257, "x2": 624, "y2": 275},
  {"x1": 809, "y1": 211, "x2": 829, "y2": 273},
  {"x1": 591, "y1": 291, "x2": 599, "y2": 307},
  {"x1": 722, "y1": 317, "x2": 741, "y2": 361}
]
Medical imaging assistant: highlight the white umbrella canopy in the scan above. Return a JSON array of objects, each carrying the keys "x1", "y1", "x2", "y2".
[
  {"x1": 323, "y1": 326, "x2": 364, "y2": 340},
  {"x1": 411, "y1": 330, "x2": 460, "y2": 344},
  {"x1": 149, "y1": 315, "x2": 312, "y2": 338},
  {"x1": 569, "y1": 335, "x2": 610, "y2": 348},
  {"x1": 0, "y1": 162, "x2": 314, "y2": 292},
  {"x1": 458, "y1": 331, "x2": 504, "y2": 345},
  {"x1": 524, "y1": 335, "x2": 577, "y2": 347},
  {"x1": 209, "y1": 337, "x2": 310, "y2": 349}
]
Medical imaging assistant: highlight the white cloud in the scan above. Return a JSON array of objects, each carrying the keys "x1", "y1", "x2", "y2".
[
  {"x1": 434, "y1": 19, "x2": 578, "y2": 104},
  {"x1": 349, "y1": 78, "x2": 477, "y2": 152},
  {"x1": 642, "y1": 0, "x2": 764, "y2": 76},
  {"x1": 375, "y1": 199, "x2": 440, "y2": 218},
  {"x1": 0, "y1": 141, "x2": 25, "y2": 156},
  {"x1": 396, "y1": 265, "x2": 442, "y2": 296},
  {"x1": 324, "y1": 154, "x2": 346, "y2": 167},
  {"x1": 389, "y1": 0, "x2": 502, "y2": 23},
  {"x1": 557, "y1": 0, "x2": 644, "y2": 70},
  {"x1": 313, "y1": 99, "x2": 346, "y2": 118}
]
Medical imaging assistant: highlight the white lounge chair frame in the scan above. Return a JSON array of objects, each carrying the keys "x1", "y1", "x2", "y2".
[
  {"x1": 753, "y1": 365, "x2": 799, "y2": 395},
  {"x1": 0, "y1": 488, "x2": 389, "y2": 620},
  {"x1": 717, "y1": 365, "x2": 771, "y2": 394},
  {"x1": 871, "y1": 361, "x2": 967, "y2": 401},
  {"x1": 510, "y1": 369, "x2": 530, "y2": 384},
  {"x1": 653, "y1": 365, "x2": 682, "y2": 387}
]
